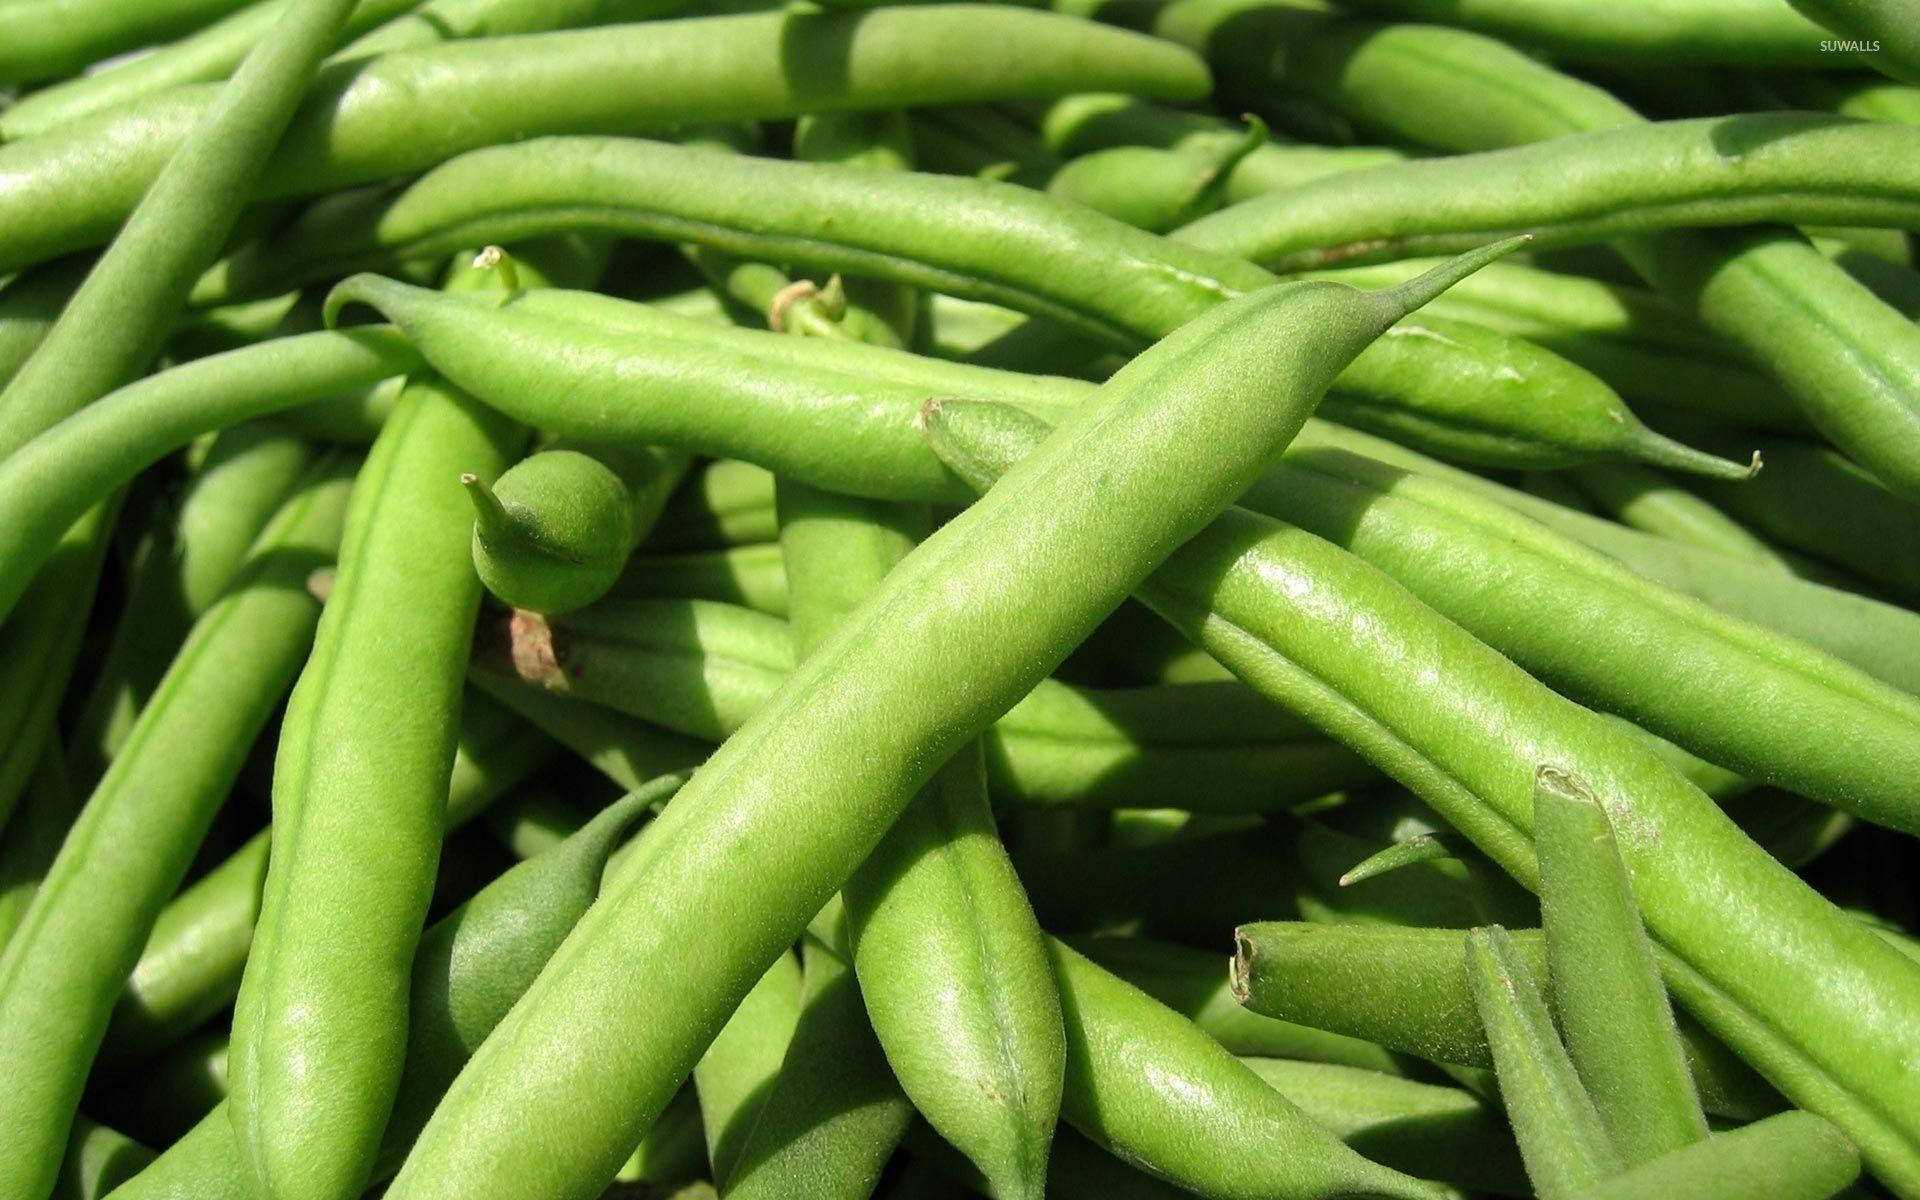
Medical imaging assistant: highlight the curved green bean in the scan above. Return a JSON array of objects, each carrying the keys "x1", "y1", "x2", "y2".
[
  {"x1": 0, "y1": 5, "x2": 1208, "y2": 275},
  {"x1": 0, "y1": 0, "x2": 256, "y2": 86},
  {"x1": 1786, "y1": 0, "x2": 1919, "y2": 83},
  {"x1": 0, "y1": 457, "x2": 356, "y2": 1200},
  {"x1": 1572, "y1": 1110, "x2": 1861, "y2": 1200},
  {"x1": 1048, "y1": 116, "x2": 1268, "y2": 232}
]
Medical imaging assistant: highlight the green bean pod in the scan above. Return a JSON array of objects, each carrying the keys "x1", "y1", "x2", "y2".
[
  {"x1": 780, "y1": 484, "x2": 1063, "y2": 1200},
  {"x1": 0, "y1": 457, "x2": 356, "y2": 1200},
  {"x1": 95, "y1": 691, "x2": 552, "y2": 1068},
  {"x1": 228, "y1": 303, "x2": 528, "y2": 1200},
  {"x1": 694, "y1": 953, "x2": 802, "y2": 1185},
  {"x1": 1788, "y1": 0, "x2": 1919, "y2": 82},
  {"x1": 614, "y1": 543, "x2": 789, "y2": 616},
  {"x1": 465, "y1": 448, "x2": 635, "y2": 614},
  {"x1": 924, "y1": 399, "x2": 1920, "y2": 1190},
  {"x1": 1047, "y1": 116, "x2": 1269, "y2": 232},
  {"x1": 55, "y1": 1117, "x2": 156, "y2": 1200},
  {"x1": 648, "y1": 460, "x2": 782, "y2": 551},
  {"x1": 70, "y1": 424, "x2": 314, "y2": 787},
  {"x1": 1332, "y1": 0, "x2": 1849, "y2": 68},
  {"x1": 380, "y1": 251, "x2": 1500, "y2": 1200},
  {"x1": 0, "y1": 6, "x2": 1208, "y2": 276},
  {"x1": 1176, "y1": 113, "x2": 1920, "y2": 269},
  {"x1": 478, "y1": 598, "x2": 1378, "y2": 812},
  {"x1": 1464, "y1": 925, "x2": 1624, "y2": 1196},
  {"x1": 723, "y1": 931, "x2": 916, "y2": 1200},
  {"x1": 1048, "y1": 940, "x2": 1448, "y2": 1199},
  {"x1": 0, "y1": 750, "x2": 82, "y2": 954},
  {"x1": 0, "y1": 0, "x2": 256, "y2": 85},
  {"x1": 1572, "y1": 1110, "x2": 1861, "y2": 1200},
  {"x1": 100, "y1": 780, "x2": 676, "y2": 1200},
  {"x1": 1566, "y1": 462, "x2": 1802, "y2": 573}
]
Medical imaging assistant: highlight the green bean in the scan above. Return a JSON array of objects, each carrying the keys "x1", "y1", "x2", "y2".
[
  {"x1": 780, "y1": 484, "x2": 1062, "y2": 1200},
  {"x1": 0, "y1": 0, "x2": 257, "y2": 86},
  {"x1": 648, "y1": 460, "x2": 782, "y2": 551},
  {"x1": 0, "y1": 748, "x2": 81, "y2": 952},
  {"x1": 0, "y1": 457, "x2": 356, "y2": 1200},
  {"x1": 54, "y1": 1117, "x2": 156, "y2": 1200},
  {"x1": 1029, "y1": 93, "x2": 1409, "y2": 197},
  {"x1": 464, "y1": 449, "x2": 637, "y2": 614},
  {"x1": 1465, "y1": 925, "x2": 1623, "y2": 1197},
  {"x1": 1048, "y1": 116, "x2": 1269, "y2": 232},
  {"x1": 614, "y1": 1086, "x2": 708, "y2": 1192},
  {"x1": 1237, "y1": 1058, "x2": 1528, "y2": 1197},
  {"x1": 1048, "y1": 940, "x2": 1448, "y2": 1199},
  {"x1": 466, "y1": 674, "x2": 707, "y2": 795},
  {"x1": 724, "y1": 924, "x2": 916, "y2": 1200},
  {"x1": 0, "y1": 0, "x2": 357, "y2": 463},
  {"x1": 478, "y1": 598, "x2": 1378, "y2": 811},
  {"x1": 1567, "y1": 462, "x2": 1802, "y2": 572},
  {"x1": 89, "y1": 1028, "x2": 232, "y2": 1147},
  {"x1": 380, "y1": 250, "x2": 1497, "y2": 1200},
  {"x1": 1673, "y1": 432, "x2": 1920, "y2": 601},
  {"x1": 69, "y1": 424, "x2": 314, "y2": 787},
  {"x1": 614, "y1": 543, "x2": 789, "y2": 616},
  {"x1": 1230, "y1": 923, "x2": 1782, "y2": 1121},
  {"x1": 694, "y1": 952, "x2": 802, "y2": 1185},
  {"x1": 924, "y1": 400, "x2": 1920, "y2": 1187},
  {"x1": 1072, "y1": 934, "x2": 1407, "y2": 1075},
  {"x1": 1177, "y1": 113, "x2": 1920, "y2": 269},
  {"x1": 1787, "y1": 0, "x2": 1919, "y2": 83},
  {"x1": 1534, "y1": 767, "x2": 1707, "y2": 1162},
  {"x1": 102, "y1": 779, "x2": 676, "y2": 1200},
  {"x1": 1572, "y1": 1110, "x2": 1861, "y2": 1200},
  {"x1": 1334, "y1": 0, "x2": 1845, "y2": 67},
  {"x1": 0, "y1": 327, "x2": 420, "y2": 631},
  {"x1": 0, "y1": 6, "x2": 1207, "y2": 276},
  {"x1": 0, "y1": 255, "x2": 91, "y2": 387},
  {"x1": 227, "y1": 262, "x2": 537, "y2": 1200},
  {"x1": 1289, "y1": 815, "x2": 1526, "y2": 931}
]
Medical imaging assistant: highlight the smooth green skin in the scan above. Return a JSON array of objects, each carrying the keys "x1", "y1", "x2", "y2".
[
  {"x1": 780, "y1": 484, "x2": 1063, "y2": 1200},
  {"x1": 1573, "y1": 1111, "x2": 1861, "y2": 1200},
  {"x1": 325, "y1": 275, "x2": 1920, "y2": 816},
  {"x1": 694, "y1": 952, "x2": 801, "y2": 1186},
  {"x1": 53, "y1": 1118, "x2": 156, "y2": 1200},
  {"x1": 1072, "y1": 934, "x2": 1405, "y2": 1075},
  {"x1": 1030, "y1": 92, "x2": 1408, "y2": 198},
  {"x1": 1534, "y1": 768, "x2": 1707, "y2": 1163},
  {"x1": 1219, "y1": 6, "x2": 1920, "y2": 501},
  {"x1": 0, "y1": 458, "x2": 355, "y2": 1200},
  {"x1": 94, "y1": 691, "x2": 551, "y2": 1068},
  {"x1": 649, "y1": 460, "x2": 782, "y2": 551},
  {"x1": 382, "y1": 269, "x2": 1465, "y2": 1200},
  {"x1": 1229, "y1": 923, "x2": 1783, "y2": 1123},
  {"x1": 1237, "y1": 1058, "x2": 1528, "y2": 1197},
  {"x1": 479, "y1": 597, "x2": 1377, "y2": 812},
  {"x1": 1568, "y1": 462, "x2": 1800, "y2": 573},
  {"x1": 1179, "y1": 112, "x2": 1920, "y2": 269},
  {"x1": 615, "y1": 543, "x2": 790, "y2": 617},
  {"x1": 0, "y1": 0, "x2": 256, "y2": 84},
  {"x1": 0, "y1": 749, "x2": 79, "y2": 953},
  {"x1": 0, "y1": 0, "x2": 706, "y2": 140},
  {"x1": 1465, "y1": 926, "x2": 1622, "y2": 1198},
  {"x1": 1788, "y1": 0, "x2": 1920, "y2": 82},
  {"x1": 242, "y1": 135, "x2": 1610, "y2": 461},
  {"x1": 1047, "y1": 118, "x2": 1267, "y2": 232},
  {"x1": 1677, "y1": 432, "x2": 1920, "y2": 602},
  {"x1": 928, "y1": 404, "x2": 1920, "y2": 1190},
  {"x1": 100, "y1": 781, "x2": 672, "y2": 1200},
  {"x1": 0, "y1": 5, "x2": 1207, "y2": 276},
  {"x1": 466, "y1": 672, "x2": 709, "y2": 796},
  {"x1": 725, "y1": 933, "x2": 916, "y2": 1200},
  {"x1": 0, "y1": 0, "x2": 357, "y2": 463},
  {"x1": 1303, "y1": 422, "x2": 1920, "y2": 696},
  {"x1": 1303, "y1": 257, "x2": 1808, "y2": 433},
  {"x1": 1048, "y1": 940, "x2": 1446, "y2": 1200},
  {"x1": 467, "y1": 449, "x2": 635, "y2": 614},
  {"x1": 0, "y1": 326, "x2": 420, "y2": 631},
  {"x1": 1335, "y1": 0, "x2": 1844, "y2": 67},
  {"x1": 227, "y1": 335, "x2": 525, "y2": 1200},
  {"x1": 1242, "y1": 441, "x2": 1920, "y2": 834},
  {"x1": 70, "y1": 424, "x2": 314, "y2": 789}
]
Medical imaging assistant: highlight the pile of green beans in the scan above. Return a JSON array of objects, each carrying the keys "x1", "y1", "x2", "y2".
[{"x1": 1, "y1": 2, "x2": 1917, "y2": 1199}]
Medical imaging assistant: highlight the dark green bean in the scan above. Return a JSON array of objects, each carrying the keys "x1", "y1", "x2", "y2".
[
  {"x1": 53, "y1": 1117, "x2": 155, "y2": 1200},
  {"x1": 1567, "y1": 462, "x2": 1802, "y2": 573},
  {"x1": 0, "y1": 0, "x2": 257, "y2": 86},
  {"x1": 0, "y1": 749, "x2": 82, "y2": 952},
  {"x1": 1786, "y1": 0, "x2": 1919, "y2": 83},
  {"x1": 613, "y1": 543, "x2": 789, "y2": 617},
  {"x1": 0, "y1": 6, "x2": 1208, "y2": 275},
  {"x1": 1017, "y1": 830, "x2": 1297, "y2": 946}
]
